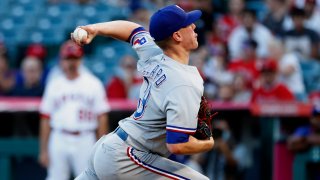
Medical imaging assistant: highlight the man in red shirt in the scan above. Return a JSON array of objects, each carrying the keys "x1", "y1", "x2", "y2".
[
  {"x1": 228, "y1": 39, "x2": 261, "y2": 87},
  {"x1": 106, "y1": 55, "x2": 143, "y2": 99},
  {"x1": 251, "y1": 60, "x2": 295, "y2": 102},
  {"x1": 217, "y1": 0, "x2": 244, "y2": 43}
]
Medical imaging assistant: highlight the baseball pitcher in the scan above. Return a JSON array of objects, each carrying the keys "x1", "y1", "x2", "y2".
[{"x1": 73, "y1": 5, "x2": 215, "y2": 180}]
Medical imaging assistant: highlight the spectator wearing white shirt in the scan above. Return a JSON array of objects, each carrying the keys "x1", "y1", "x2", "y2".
[
  {"x1": 268, "y1": 39, "x2": 307, "y2": 101},
  {"x1": 293, "y1": 0, "x2": 320, "y2": 10},
  {"x1": 228, "y1": 9, "x2": 274, "y2": 59},
  {"x1": 202, "y1": 45, "x2": 234, "y2": 100}
]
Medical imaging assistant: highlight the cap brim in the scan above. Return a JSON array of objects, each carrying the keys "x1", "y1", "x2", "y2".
[{"x1": 182, "y1": 10, "x2": 202, "y2": 27}]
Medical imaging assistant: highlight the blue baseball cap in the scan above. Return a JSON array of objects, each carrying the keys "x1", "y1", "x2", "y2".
[{"x1": 149, "y1": 5, "x2": 202, "y2": 42}]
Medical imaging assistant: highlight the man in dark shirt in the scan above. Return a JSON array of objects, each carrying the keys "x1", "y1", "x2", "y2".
[
  {"x1": 12, "y1": 57, "x2": 44, "y2": 97},
  {"x1": 288, "y1": 106, "x2": 320, "y2": 152},
  {"x1": 283, "y1": 7, "x2": 319, "y2": 59}
]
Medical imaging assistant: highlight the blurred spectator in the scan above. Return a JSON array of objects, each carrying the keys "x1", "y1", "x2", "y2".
[
  {"x1": 217, "y1": 0, "x2": 244, "y2": 43},
  {"x1": 283, "y1": 7, "x2": 320, "y2": 59},
  {"x1": 309, "y1": 91, "x2": 320, "y2": 106},
  {"x1": 286, "y1": 0, "x2": 320, "y2": 35},
  {"x1": 106, "y1": 55, "x2": 142, "y2": 100},
  {"x1": 232, "y1": 73, "x2": 252, "y2": 103},
  {"x1": 228, "y1": 39, "x2": 262, "y2": 87},
  {"x1": 190, "y1": 48, "x2": 220, "y2": 100},
  {"x1": 0, "y1": 55, "x2": 16, "y2": 96},
  {"x1": 24, "y1": 44, "x2": 49, "y2": 84},
  {"x1": 204, "y1": 119, "x2": 251, "y2": 180},
  {"x1": 206, "y1": 20, "x2": 225, "y2": 63},
  {"x1": 217, "y1": 82, "x2": 235, "y2": 102},
  {"x1": 263, "y1": 0, "x2": 289, "y2": 37},
  {"x1": 228, "y1": 9, "x2": 274, "y2": 59},
  {"x1": 251, "y1": 60, "x2": 295, "y2": 102},
  {"x1": 203, "y1": 45, "x2": 233, "y2": 100},
  {"x1": 129, "y1": 7, "x2": 151, "y2": 30},
  {"x1": 12, "y1": 57, "x2": 45, "y2": 97},
  {"x1": 197, "y1": 0, "x2": 214, "y2": 31},
  {"x1": 175, "y1": 0, "x2": 214, "y2": 46},
  {"x1": 287, "y1": 105, "x2": 320, "y2": 152},
  {"x1": 293, "y1": 0, "x2": 320, "y2": 8},
  {"x1": 268, "y1": 39, "x2": 306, "y2": 101},
  {"x1": 303, "y1": 0, "x2": 320, "y2": 35}
]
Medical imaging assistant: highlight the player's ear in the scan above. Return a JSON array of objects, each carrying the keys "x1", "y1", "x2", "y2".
[{"x1": 172, "y1": 31, "x2": 183, "y2": 42}]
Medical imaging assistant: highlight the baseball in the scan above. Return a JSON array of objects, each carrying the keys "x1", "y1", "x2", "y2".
[{"x1": 73, "y1": 27, "x2": 88, "y2": 43}]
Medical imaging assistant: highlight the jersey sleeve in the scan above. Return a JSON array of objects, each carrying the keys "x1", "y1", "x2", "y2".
[
  {"x1": 94, "y1": 80, "x2": 111, "y2": 115},
  {"x1": 128, "y1": 27, "x2": 163, "y2": 70},
  {"x1": 39, "y1": 81, "x2": 54, "y2": 118},
  {"x1": 163, "y1": 86, "x2": 201, "y2": 136}
]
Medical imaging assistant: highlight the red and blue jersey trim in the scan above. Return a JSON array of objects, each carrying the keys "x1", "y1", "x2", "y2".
[
  {"x1": 127, "y1": 27, "x2": 148, "y2": 45},
  {"x1": 127, "y1": 147, "x2": 190, "y2": 180},
  {"x1": 166, "y1": 125, "x2": 196, "y2": 134}
]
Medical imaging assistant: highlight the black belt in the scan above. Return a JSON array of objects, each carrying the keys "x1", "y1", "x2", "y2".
[
  {"x1": 62, "y1": 129, "x2": 81, "y2": 135},
  {"x1": 59, "y1": 129, "x2": 94, "y2": 136},
  {"x1": 114, "y1": 127, "x2": 128, "y2": 141}
]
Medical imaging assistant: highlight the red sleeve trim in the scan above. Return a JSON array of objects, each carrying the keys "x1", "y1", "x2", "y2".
[{"x1": 40, "y1": 113, "x2": 50, "y2": 120}]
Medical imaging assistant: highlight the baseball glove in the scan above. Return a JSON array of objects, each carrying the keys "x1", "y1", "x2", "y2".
[{"x1": 194, "y1": 96, "x2": 217, "y2": 140}]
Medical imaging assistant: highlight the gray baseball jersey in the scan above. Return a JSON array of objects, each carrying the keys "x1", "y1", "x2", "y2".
[
  {"x1": 76, "y1": 27, "x2": 208, "y2": 180},
  {"x1": 119, "y1": 28, "x2": 203, "y2": 157}
]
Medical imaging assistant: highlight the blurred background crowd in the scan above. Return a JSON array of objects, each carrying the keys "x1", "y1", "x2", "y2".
[
  {"x1": 0, "y1": 0, "x2": 320, "y2": 104},
  {"x1": 1, "y1": 0, "x2": 320, "y2": 180}
]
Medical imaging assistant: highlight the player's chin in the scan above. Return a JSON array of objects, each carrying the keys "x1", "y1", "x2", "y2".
[{"x1": 191, "y1": 42, "x2": 199, "y2": 50}]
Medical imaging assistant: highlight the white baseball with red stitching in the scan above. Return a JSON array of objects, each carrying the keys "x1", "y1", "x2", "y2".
[{"x1": 73, "y1": 27, "x2": 87, "y2": 43}]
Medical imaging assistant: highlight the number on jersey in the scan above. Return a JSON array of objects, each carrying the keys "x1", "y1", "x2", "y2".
[
  {"x1": 79, "y1": 109, "x2": 94, "y2": 121},
  {"x1": 133, "y1": 78, "x2": 151, "y2": 119}
]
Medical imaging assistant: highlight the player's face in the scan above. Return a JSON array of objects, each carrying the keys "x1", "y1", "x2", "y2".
[
  {"x1": 60, "y1": 58, "x2": 81, "y2": 76},
  {"x1": 178, "y1": 23, "x2": 199, "y2": 50},
  {"x1": 261, "y1": 71, "x2": 276, "y2": 85},
  {"x1": 242, "y1": 13, "x2": 255, "y2": 29},
  {"x1": 293, "y1": 16, "x2": 304, "y2": 29},
  {"x1": 22, "y1": 61, "x2": 42, "y2": 85}
]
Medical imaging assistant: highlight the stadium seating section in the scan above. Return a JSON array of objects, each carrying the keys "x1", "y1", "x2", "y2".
[
  {"x1": 1, "y1": 0, "x2": 320, "y2": 92},
  {"x1": 0, "y1": 0, "x2": 133, "y2": 83}
]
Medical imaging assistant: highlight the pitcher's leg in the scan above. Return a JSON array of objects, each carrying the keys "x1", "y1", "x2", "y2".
[
  {"x1": 74, "y1": 134, "x2": 109, "y2": 180},
  {"x1": 120, "y1": 147, "x2": 209, "y2": 180},
  {"x1": 90, "y1": 134, "x2": 209, "y2": 180}
]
